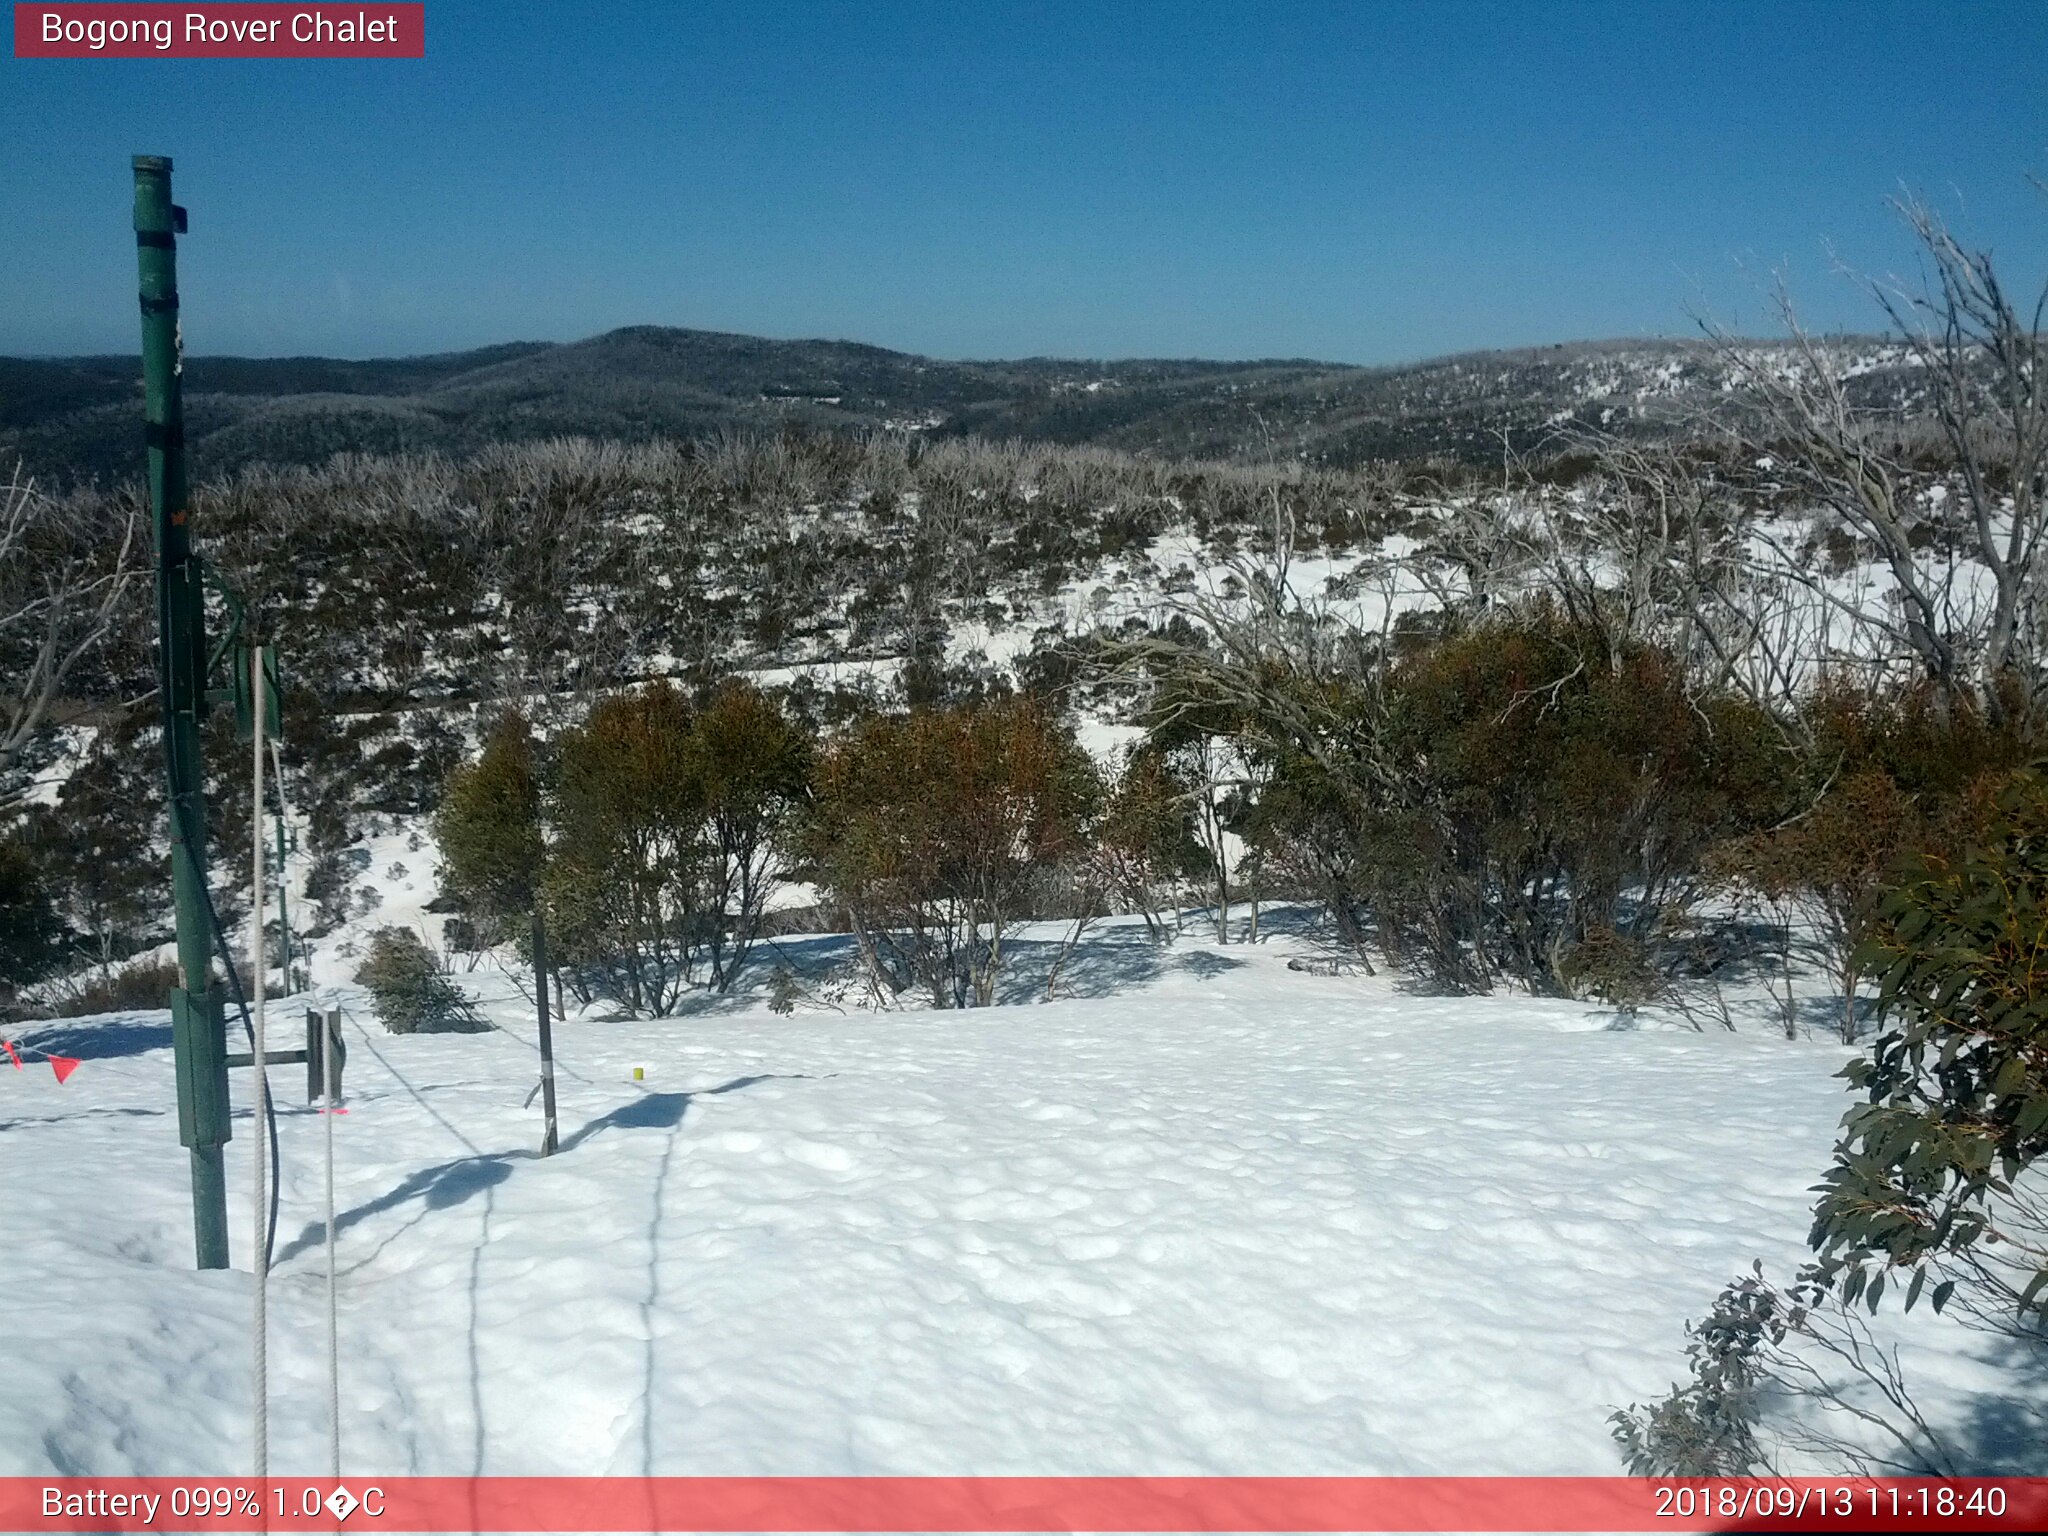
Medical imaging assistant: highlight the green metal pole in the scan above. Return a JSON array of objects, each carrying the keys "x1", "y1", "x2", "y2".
[{"x1": 136, "y1": 155, "x2": 232, "y2": 1270}]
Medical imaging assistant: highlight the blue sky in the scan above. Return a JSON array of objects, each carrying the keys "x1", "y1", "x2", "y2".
[{"x1": 2, "y1": 0, "x2": 2043, "y2": 362}]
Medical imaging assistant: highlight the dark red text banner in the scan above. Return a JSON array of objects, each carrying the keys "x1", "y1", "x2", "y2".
[
  {"x1": 14, "y1": 5, "x2": 423, "y2": 58},
  {"x1": 6, "y1": 1477, "x2": 2048, "y2": 1533}
]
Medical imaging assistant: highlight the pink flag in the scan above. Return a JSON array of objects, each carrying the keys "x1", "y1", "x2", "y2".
[
  {"x1": 2, "y1": 1040, "x2": 20, "y2": 1070},
  {"x1": 48, "y1": 1056, "x2": 80, "y2": 1085}
]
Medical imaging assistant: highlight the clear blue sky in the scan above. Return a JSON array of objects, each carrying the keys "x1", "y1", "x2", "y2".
[{"x1": 2, "y1": 0, "x2": 2043, "y2": 362}]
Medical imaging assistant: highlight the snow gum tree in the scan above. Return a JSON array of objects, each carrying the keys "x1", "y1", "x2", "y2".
[
  {"x1": 808, "y1": 698, "x2": 1098, "y2": 1007},
  {"x1": 434, "y1": 709, "x2": 544, "y2": 949},
  {"x1": 1089, "y1": 746, "x2": 1207, "y2": 938},
  {"x1": 1713, "y1": 683, "x2": 2031, "y2": 1042},
  {"x1": 1708, "y1": 196, "x2": 2048, "y2": 724},
  {"x1": 542, "y1": 682, "x2": 707, "y2": 1015},
  {"x1": 1146, "y1": 705, "x2": 1257, "y2": 943},
  {"x1": 0, "y1": 463, "x2": 140, "y2": 813},
  {"x1": 690, "y1": 681, "x2": 811, "y2": 992}
]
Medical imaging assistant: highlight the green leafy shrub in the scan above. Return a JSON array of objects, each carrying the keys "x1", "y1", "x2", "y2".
[
  {"x1": 1610, "y1": 1264, "x2": 1776, "y2": 1476},
  {"x1": 1811, "y1": 764, "x2": 2048, "y2": 1320},
  {"x1": 1617, "y1": 765, "x2": 2048, "y2": 1478},
  {"x1": 434, "y1": 709, "x2": 543, "y2": 946},
  {"x1": 807, "y1": 697, "x2": 1098, "y2": 1007}
]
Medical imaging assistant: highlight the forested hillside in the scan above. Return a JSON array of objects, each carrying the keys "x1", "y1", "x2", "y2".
[{"x1": 0, "y1": 326, "x2": 1935, "y2": 485}]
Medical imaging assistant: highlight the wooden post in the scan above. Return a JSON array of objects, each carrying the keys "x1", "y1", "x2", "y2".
[{"x1": 532, "y1": 908, "x2": 559, "y2": 1156}]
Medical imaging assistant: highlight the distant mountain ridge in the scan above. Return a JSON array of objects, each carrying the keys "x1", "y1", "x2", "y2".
[{"x1": 0, "y1": 325, "x2": 1912, "y2": 484}]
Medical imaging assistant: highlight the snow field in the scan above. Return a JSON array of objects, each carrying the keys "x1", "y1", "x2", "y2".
[{"x1": 9, "y1": 922, "x2": 1978, "y2": 1481}]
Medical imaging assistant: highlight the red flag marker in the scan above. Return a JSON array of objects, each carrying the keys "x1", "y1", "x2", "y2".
[
  {"x1": 2, "y1": 1040, "x2": 21, "y2": 1070},
  {"x1": 48, "y1": 1056, "x2": 80, "y2": 1085}
]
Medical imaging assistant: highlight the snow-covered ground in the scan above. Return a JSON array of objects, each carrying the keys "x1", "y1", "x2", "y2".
[{"x1": 6, "y1": 915, "x2": 2027, "y2": 1479}]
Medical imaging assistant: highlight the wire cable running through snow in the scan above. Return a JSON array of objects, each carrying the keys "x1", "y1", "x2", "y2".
[
  {"x1": 250, "y1": 650, "x2": 269, "y2": 1479},
  {"x1": 164, "y1": 782, "x2": 283, "y2": 1269},
  {"x1": 322, "y1": 1008, "x2": 340, "y2": 1479}
]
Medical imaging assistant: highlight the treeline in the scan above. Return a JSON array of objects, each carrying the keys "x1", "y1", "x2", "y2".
[
  {"x1": 0, "y1": 426, "x2": 1419, "y2": 1012},
  {"x1": 5, "y1": 327, "x2": 1808, "y2": 488},
  {"x1": 430, "y1": 682, "x2": 1209, "y2": 1017},
  {"x1": 406, "y1": 594, "x2": 2039, "y2": 1037},
  {"x1": 1140, "y1": 604, "x2": 2035, "y2": 1034},
  {"x1": 107, "y1": 428, "x2": 1428, "y2": 712}
]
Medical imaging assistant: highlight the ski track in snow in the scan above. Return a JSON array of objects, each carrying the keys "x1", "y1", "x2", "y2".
[{"x1": 0, "y1": 924, "x2": 2008, "y2": 1476}]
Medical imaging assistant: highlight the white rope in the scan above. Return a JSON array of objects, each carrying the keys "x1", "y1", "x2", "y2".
[
  {"x1": 323, "y1": 1006, "x2": 341, "y2": 1479},
  {"x1": 250, "y1": 646, "x2": 269, "y2": 1479}
]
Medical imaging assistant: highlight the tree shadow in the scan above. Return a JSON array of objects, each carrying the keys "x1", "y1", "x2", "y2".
[
  {"x1": 1169, "y1": 949, "x2": 1247, "y2": 980},
  {"x1": 1243, "y1": 902, "x2": 1329, "y2": 939},
  {"x1": 0, "y1": 1104, "x2": 163, "y2": 1135},
  {"x1": 1950, "y1": 1388, "x2": 2048, "y2": 1472},
  {"x1": 557, "y1": 1072, "x2": 804, "y2": 1154},
  {"x1": 1710, "y1": 1317, "x2": 2048, "y2": 1528},
  {"x1": 274, "y1": 1151, "x2": 518, "y2": 1264},
  {"x1": 592, "y1": 922, "x2": 1187, "y2": 1016},
  {"x1": 13, "y1": 1015, "x2": 173, "y2": 1061},
  {"x1": 588, "y1": 934, "x2": 862, "y2": 1021},
  {"x1": 1945, "y1": 1324, "x2": 2048, "y2": 1474},
  {"x1": 1792, "y1": 990, "x2": 1871, "y2": 1044},
  {"x1": 992, "y1": 923, "x2": 1175, "y2": 1004},
  {"x1": 280, "y1": 1073, "x2": 804, "y2": 1264}
]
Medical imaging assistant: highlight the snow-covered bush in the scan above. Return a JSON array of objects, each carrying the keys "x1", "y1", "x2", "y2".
[
  {"x1": 46, "y1": 955, "x2": 179, "y2": 1019},
  {"x1": 355, "y1": 927, "x2": 479, "y2": 1034}
]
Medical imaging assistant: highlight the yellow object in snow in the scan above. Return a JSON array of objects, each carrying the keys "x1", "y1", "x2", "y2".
[{"x1": 633, "y1": 1067, "x2": 644, "y2": 1082}]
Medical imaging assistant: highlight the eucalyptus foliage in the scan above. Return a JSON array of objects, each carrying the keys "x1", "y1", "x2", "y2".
[{"x1": 1810, "y1": 765, "x2": 2048, "y2": 1322}]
